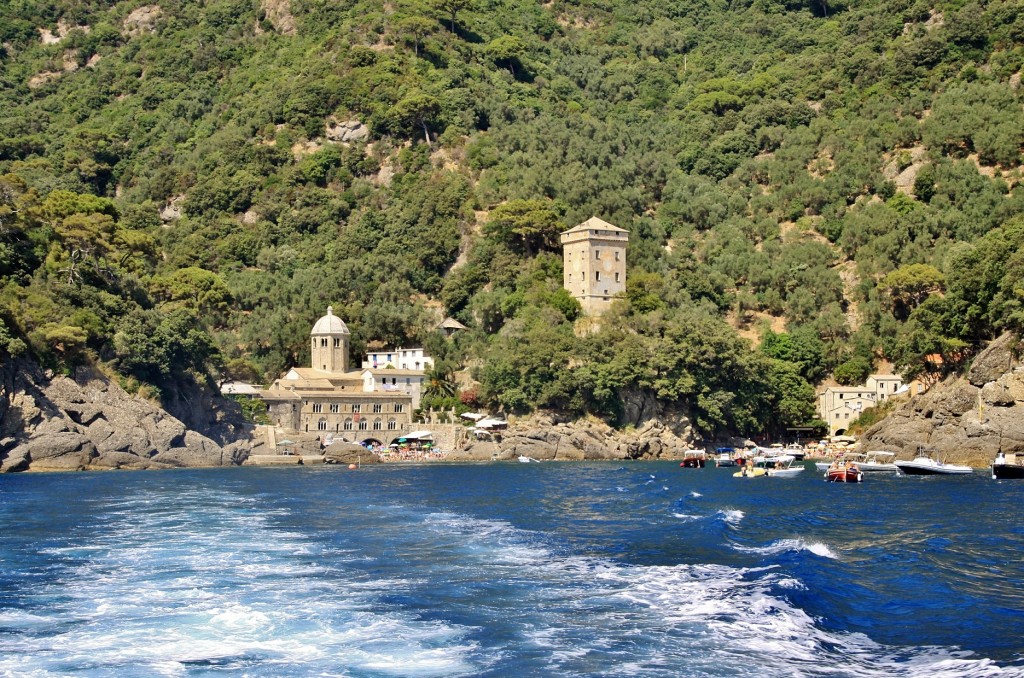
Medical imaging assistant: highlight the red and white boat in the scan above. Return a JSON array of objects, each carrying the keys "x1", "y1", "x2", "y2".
[
  {"x1": 679, "y1": 449, "x2": 707, "y2": 468},
  {"x1": 825, "y1": 461, "x2": 863, "y2": 483}
]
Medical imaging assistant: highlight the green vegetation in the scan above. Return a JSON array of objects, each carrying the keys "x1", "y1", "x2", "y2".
[{"x1": 0, "y1": 0, "x2": 1021, "y2": 438}]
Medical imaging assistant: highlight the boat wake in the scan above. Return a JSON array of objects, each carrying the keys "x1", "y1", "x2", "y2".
[{"x1": 731, "y1": 537, "x2": 839, "y2": 560}]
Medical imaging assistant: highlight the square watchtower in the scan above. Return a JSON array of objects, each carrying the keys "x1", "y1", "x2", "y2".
[{"x1": 560, "y1": 217, "x2": 629, "y2": 315}]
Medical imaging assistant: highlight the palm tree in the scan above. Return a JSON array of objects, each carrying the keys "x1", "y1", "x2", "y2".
[{"x1": 423, "y1": 365, "x2": 458, "y2": 400}]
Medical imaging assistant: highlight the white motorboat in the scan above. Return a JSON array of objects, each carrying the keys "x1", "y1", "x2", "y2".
[
  {"x1": 895, "y1": 454, "x2": 973, "y2": 475},
  {"x1": 815, "y1": 451, "x2": 898, "y2": 473},
  {"x1": 517, "y1": 455, "x2": 540, "y2": 463},
  {"x1": 755, "y1": 454, "x2": 805, "y2": 477}
]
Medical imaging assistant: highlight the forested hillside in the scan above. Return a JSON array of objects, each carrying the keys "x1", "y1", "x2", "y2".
[{"x1": 1, "y1": 0, "x2": 1022, "y2": 438}]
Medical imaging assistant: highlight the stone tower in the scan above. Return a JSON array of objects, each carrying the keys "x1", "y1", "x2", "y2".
[
  {"x1": 310, "y1": 306, "x2": 350, "y2": 373},
  {"x1": 560, "y1": 217, "x2": 629, "y2": 315}
]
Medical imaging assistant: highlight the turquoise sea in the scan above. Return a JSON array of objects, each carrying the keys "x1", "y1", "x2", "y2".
[{"x1": 1, "y1": 461, "x2": 1022, "y2": 676}]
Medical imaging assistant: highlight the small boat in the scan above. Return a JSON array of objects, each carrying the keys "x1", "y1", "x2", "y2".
[
  {"x1": 733, "y1": 464, "x2": 767, "y2": 478},
  {"x1": 895, "y1": 453, "x2": 973, "y2": 476},
  {"x1": 784, "y1": 443, "x2": 806, "y2": 461},
  {"x1": 713, "y1": 447, "x2": 737, "y2": 467},
  {"x1": 815, "y1": 451, "x2": 898, "y2": 473},
  {"x1": 756, "y1": 455, "x2": 805, "y2": 477},
  {"x1": 992, "y1": 452, "x2": 1024, "y2": 479},
  {"x1": 680, "y1": 449, "x2": 708, "y2": 468},
  {"x1": 824, "y1": 460, "x2": 863, "y2": 483},
  {"x1": 517, "y1": 455, "x2": 540, "y2": 463}
]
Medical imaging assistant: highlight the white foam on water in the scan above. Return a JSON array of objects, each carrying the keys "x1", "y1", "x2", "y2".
[
  {"x1": 2, "y1": 485, "x2": 1012, "y2": 678},
  {"x1": 733, "y1": 538, "x2": 840, "y2": 560},
  {"x1": 717, "y1": 509, "x2": 745, "y2": 525},
  {"x1": 0, "y1": 486, "x2": 486, "y2": 678},
  {"x1": 689, "y1": 491, "x2": 702, "y2": 498}
]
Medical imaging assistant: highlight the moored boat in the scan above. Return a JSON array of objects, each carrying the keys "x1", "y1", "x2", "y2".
[
  {"x1": 992, "y1": 452, "x2": 1024, "y2": 479},
  {"x1": 784, "y1": 443, "x2": 807, "y2": 461},
  {"x1": 517, "y1": 455, "x2": 540, "y2": 463},
  {"x1": 733, "y1": 463, "x2": 767, "y2": 478},
  {"x1": 713, "y1": 447, "x2": 738, "y2": 467},
  {"x1": 815, "y1": 451, "x2": 898, "y2": 473},
  {"x1": 895, "y1": 453, "x2": 973, "y2": 476},
  {"x1": 756, "y1": 454, "x2": 804, "y2": 477},
  {"x1": 824, "y1": 460, "x2": 863, "y2": 483},
  {"x1": 680, "y1": 449, "x2": 708, "y2": 468}
]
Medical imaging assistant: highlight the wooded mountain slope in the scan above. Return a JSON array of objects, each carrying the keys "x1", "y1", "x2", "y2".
[{"x1": 0, "y1": 0, "x2": 1022, "y2": 438}]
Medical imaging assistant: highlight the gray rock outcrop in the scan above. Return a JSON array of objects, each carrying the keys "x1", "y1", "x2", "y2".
[
  {"x1": 447, "y1": 412, "x2": 700, "y2": 462},
  {"x1": 862, "y1": 333, "x2": 1024, "y2": 466},
  {"x1": 0, "y1": 359, "x2": 255, "y2": 472},
  {"x1": 325, "y1": 119, "x2": 369, "y2": 143}
]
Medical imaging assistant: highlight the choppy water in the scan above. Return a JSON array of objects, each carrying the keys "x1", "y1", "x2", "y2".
[{"x1": 1, "y1": 462, "x2": 1022, "y2": 677}]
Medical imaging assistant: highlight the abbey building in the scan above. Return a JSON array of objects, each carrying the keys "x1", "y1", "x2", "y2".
[{"x1": 259, "y1": 307, "x2": 426, "y2": 438}]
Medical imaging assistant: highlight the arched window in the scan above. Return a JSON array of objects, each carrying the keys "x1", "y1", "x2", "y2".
[
  {"x1": 318, "y1": 418, "x2": 327, "y2": 431},
  {"x1": 387, "y1": 419, "x2": 397, "y2": 430},
  {"x1": 358, "y1": 420, "x2": 368, "y2": 430},
  {"x1": 343, "y1": 419, "x2": 353, "y2": 431},
  {"x1": 373, "y1": 418, "x2": 382, "y2": 430}
]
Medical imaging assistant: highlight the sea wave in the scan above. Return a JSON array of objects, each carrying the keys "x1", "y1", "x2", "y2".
[{"x1": 732, "y1": 538, "x2": 840, "y2": 560}]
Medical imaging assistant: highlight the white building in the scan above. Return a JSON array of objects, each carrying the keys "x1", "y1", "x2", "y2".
[{"x1": 362, "y1": 347, "x2": 434, "y2": 371}]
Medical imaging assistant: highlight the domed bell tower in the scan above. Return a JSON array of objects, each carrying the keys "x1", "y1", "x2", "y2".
[{"x1": 310, "y1": 306, "x2": 351, "y2": 373}]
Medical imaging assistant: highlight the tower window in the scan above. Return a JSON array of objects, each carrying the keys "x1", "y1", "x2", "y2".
[
  {"x1": 334, "y1": 338, "x2": 341, "y2": 347},
  {"x1": 595, "y1": 249, "x2": 601, "y2": 259},
  {"x1": 595, "y1": 271, "x2": 601, "y2": 281},
  {"x1": 321, "y1": 338, "x2": 327, "y2": 347},
  {"x1": 615, "y1": 272, "x2": 620, "y2": 282},
  {"x1": 615, "y1": 251, "x2": 620, "y2": 261}
]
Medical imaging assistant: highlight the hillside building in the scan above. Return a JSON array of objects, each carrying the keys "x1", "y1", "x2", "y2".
[
  {"x1": 560, "y1": 217, "x2": 629, "y2": 315},
  {"x1": 362, "y1": 347, "x2": 434, "y2": 371},
  {"x1": 260, "y1": 307, "x2": 427, "y2": 438},
  {"x1": 818, "y1": 374, "x2": 906, "y2": 436}
]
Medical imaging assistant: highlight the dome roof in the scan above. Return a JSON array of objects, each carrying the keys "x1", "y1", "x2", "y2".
[{"x1": 310, "y1": 306, "x2": 350, "y2": 335}]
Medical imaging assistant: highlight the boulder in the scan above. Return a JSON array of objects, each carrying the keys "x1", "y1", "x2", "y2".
[
  {"x1": 89, "y1": 450, "x2": 155, "y2": 470},
  {"x1": 967, "y1": 333, "x2": 1019, "y2": 386},
  {"x1": 325, "y1": 119, "x2": 369, "y2": 143},
  {"x1": 23, "y1": 432, "x2": 96, "y2": 471},
  {"x1": 0, "y1": 445, "x2": 30, "y2": 473}
]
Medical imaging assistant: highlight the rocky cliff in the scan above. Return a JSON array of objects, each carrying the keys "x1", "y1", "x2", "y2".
[
  {"x1": 0, "y1": 357, "x2": 255, "y2": 472},
  {"x1": 447, "y1": 413, "x2": 700, "y2": 462},
  {"x1": 862, "y1": 333, "x2": 1024, "y2": 466}
]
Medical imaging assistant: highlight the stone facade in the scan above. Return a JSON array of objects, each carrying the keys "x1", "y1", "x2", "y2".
[
  {"x1": 818, "y1": 374, "x2": 906, "y2": 436},
  {"x1": 561, "y1": 217, "x2": 628, "y2": 315},
  {"x1": 260, "y1": 308, "x2": 425, "y2": 441}
]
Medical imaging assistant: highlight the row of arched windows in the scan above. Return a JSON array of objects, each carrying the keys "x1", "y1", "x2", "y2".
[{"x1": 316, "y1": 418, "x2": 398, "y2": 431}]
